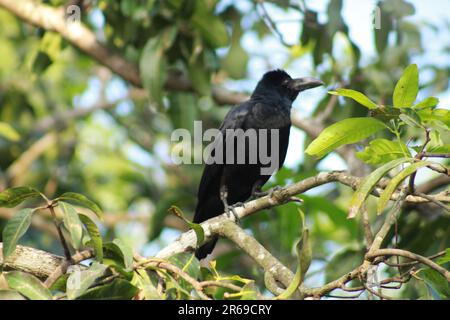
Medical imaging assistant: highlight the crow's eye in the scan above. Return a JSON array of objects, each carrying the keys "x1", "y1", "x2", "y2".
[{"x1": 281, "y1": 79, "x2": 290, "y2": 86}]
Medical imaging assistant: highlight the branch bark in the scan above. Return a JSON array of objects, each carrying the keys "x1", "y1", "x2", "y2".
[{"x1": 0, "y1": 243, "x2": 63, "y2": 279}]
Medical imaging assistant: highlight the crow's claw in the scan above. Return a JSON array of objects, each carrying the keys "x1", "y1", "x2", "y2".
[{"x1": 224, "y1": 203, "x2": 241, "y2": 224}]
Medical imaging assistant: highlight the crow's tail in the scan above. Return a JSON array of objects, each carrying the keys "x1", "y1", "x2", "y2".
[{"x1": 195, "y1": 236, "x2": 218, "y2": 259}]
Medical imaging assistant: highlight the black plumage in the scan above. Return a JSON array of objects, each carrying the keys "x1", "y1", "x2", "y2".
[{"x1": 193, "y1": 70, "x2": 323, "y2": 259}]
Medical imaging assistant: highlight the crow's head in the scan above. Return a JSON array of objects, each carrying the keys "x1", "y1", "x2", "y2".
[{"x1": 253, "y1": 69, "x2": 324, "y2": 101}]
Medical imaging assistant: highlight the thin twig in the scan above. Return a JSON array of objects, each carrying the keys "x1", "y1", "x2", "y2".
[
  {"x1": 367, "y1": 249, "x2": 450, "y2": 282},
  {"x1": 48, "y1": 204, "x2": 71, "y2": 260}
]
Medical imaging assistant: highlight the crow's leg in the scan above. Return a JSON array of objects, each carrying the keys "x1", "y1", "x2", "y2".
[
  {"x1": 219, "y1": 185, "x2": 240, "y2": 223},
  {"x1": 251, "y1": 185, "x2": 283, "y2": 198}
]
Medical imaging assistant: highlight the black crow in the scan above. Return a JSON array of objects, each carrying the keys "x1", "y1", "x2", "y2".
[{"x1": 193, "y1": 69, "x2": 323, "y2": 259}]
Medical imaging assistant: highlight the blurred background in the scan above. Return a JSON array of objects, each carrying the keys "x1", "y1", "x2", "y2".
[{"x1": 0, "y1": 0, "x2": 449, "y2": 299}]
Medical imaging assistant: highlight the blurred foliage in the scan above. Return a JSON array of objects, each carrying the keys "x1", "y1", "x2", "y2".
[{"x1": 0, "y1": 0, "x2": 449, "y2": 299}]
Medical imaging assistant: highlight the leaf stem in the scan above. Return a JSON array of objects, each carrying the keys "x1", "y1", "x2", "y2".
[{"x1": 47, "y1": 203, "x2": 71, "y2": 260}]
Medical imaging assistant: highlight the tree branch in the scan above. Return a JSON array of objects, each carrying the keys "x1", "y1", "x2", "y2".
[
  {"x1": 367, "y1": 249, "x2": 450, "y2": 282},
  {"x1": 0, "y1": 243, "x2": 64, "y2": 279}
]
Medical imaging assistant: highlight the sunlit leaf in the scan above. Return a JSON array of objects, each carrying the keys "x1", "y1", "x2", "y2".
[
  {"x1": 348, "y1": 157, "x2": 412, "y2": 218},
  {"x1": 377, "y1": 161, "x2": 433, "y2": 214},
  {"x1": 60, "y1": 202, "x2": 84, "y2": 250},
  {"x1": 2, "y1": 208, "x2": 33, "y2": 259},
  {"x1": 58, "y1": 192, "x2": 103, "y2": 219},
  {"x1": 393, "y1": 64, "x2": 419, "y2": 108},
  {"x1": 168, "y1": 206, "x2": 204, "y2": 248},
  {"x1": 0, "y1": 187, "x2": 41, "y2": 208},
  {"x1": 328, "y1": 89, "x2": 378, "y2": 109},
  {"x1": 5, "y1": 271, "x2": 52, "y2": 300},
  {"x1": 112, "y1": 238, "x2": 134, "y2": 271},
  {"x1": 356, "y1": 139, "x2": 411, "y2": 165},
  {"x1": 413, "y1": 97, "x2": 439, "y2": 109},
  {"x1": 305, "y1": 118, "x2": 386, "y2": 158},
  {"x1": 66, "y1": 262, "x2": 108, "y2": 300},
  {"x1": 79, "y1": 213, "x2": 103, "y2": 262}
]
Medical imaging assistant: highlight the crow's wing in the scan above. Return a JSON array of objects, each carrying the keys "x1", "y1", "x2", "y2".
[{"x1": 195, "y1": 102, "x2": 251, "y2": 207}]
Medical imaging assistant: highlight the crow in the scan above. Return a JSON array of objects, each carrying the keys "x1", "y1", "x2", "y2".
[{"x1": 193, "y1": 69, "x2": 324, "y2": 259}]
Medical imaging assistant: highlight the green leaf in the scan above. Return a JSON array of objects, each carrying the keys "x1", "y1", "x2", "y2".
[
  {"x1": 399, "y1": 114, "x2": 420, "y2": 128},
  {"x1": 79, "y1": 214, "x2": 103, "y2": 262},
  {"x1": 393, "y1": 64, "x2": 419, "y2": 108},
  {"x1": 60, "y1": 202, "x2": 84, "y2": 250},
  {"x1": 413, "y1": 97, "x2": 439, "y2": 109},
  {"x1": 419, "y1": 268, "x2": 450, "y2": 299},
  {"x1": 222, "y1": 21, "x2": 248, "y2": 79},
  {"x1": 0, "y1": 290, "x2": 26, "y2": 300},
  {"x1": 5, "y1": 271, "x2": 52, "y2": 300},
  {"x1": 77, "y1": 278, "x2": 138, "y2": 300},
  {"x1": 0, "y1": 122, "x2": 20, "y2": 141},
  {"x1": 356, "y1": 139, "x2": 411, "y2": 165},
  {"x1": 168, "y1": 253, "x2": 201, "y2": 280},
  {"x1": 417, "y1": 108, "x2": 450, "y2": 129},
  {"x1": 66, "y1": 262, "x2": 108, "y2": 300},
  {"x1": 436, "y1": 249, "x2": 450, "y2": 265},
  {"x1": 168, "y1": 206, "x2": 204, "y2": 248},
  {"x1": 275, "y1": 227, "x2": 312, "y2": 300},
  {"x1": 2, "y1": 208, "x2": 33, "y2": 259},
  {"x1": 134, "y1": 269, "x2": 162, "y2": 300},
  {"x1": 0, "y1": 186, "x2": 41, "y2": 208},
  {"x1": 305, "y1": 118, "x2": 386, "y2": 158},
  {"x1": 139, "y1": 27, "x2": 177, "y2": 105},
  {"x1": 328, "y1": 89, "x2": 378, "y2": 109},
  {"x1": 58, "y1": 192, "x2": 103, "y2": 219},
  {"x1": 377, "y1": 161, "x2": 433, "y2": 214},
  {"x1": 348, "y1": 157, "x2": 412, "y2": 218},
  {"x1": 187, "y1": 58, "x2": 211, "y2": 96},
  {"x1": 192, "y1": 2, "x2": 229, "y2": 48},
  {"x1": 112, "y1": 238, "x2": 134, "y2": 271}
]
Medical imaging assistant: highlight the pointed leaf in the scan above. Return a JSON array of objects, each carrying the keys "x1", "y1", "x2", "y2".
[
  {"x1": 168, "y1": 206, "x2": 204, "y2": 248},
  {"x1": 305, "y1": 118, "x2": 386, "y2": 158},
  {"x1": 112, "y1": 239, "x2": 134, "y2": 271},
  {"x1": 0, "y1": 187, "x2": 41, "y2": 208},
  {"x1": 77, "y1": 278, "x2": 138, "y2": 300},
  {"x1": 58, "y1": 192, "x2": 103, "y2": 219},
  {"x1": 66, "y1": 262, "x2": 108, "y2": 300},
  {"x1": 79, "y1": 214, "x2": 103, "y2": 262},
  {"x1": 60, "y1": 202, "x2": 84, "y2": 250},
  {"x1": 419, "y1": 268, "x2": 450, "y2": 299},
  {"x1": 393, "y1": 64, "x2": 419, "y2": 108},
  {"x1": 377, "y1": 161, "x2": 433, "y2": 214},
  {"x1": 348, "y1": 157, "x2": 412, "y2": 218},
  {"x1": 0, "y1": 290, "x2": 26, "y2": 300},
  {"x1": 356, "y1": 139, "x2": 411, "y2": 165},
  {"x1": 329, "y1": 89, "x2": 378, "y2": 109},
  {"x1": 413, "y1": 97, "x2": 439, "y2": 109},
  {"x1": 2, "y1": 208, "x2": 33, "y2": 259},
  {"x1": 275, "y1": 228, "x2": 312, "y2": 300},
  {"x1": 436, "y1": 249, "x2": 450, "y2": 265},
  {"x1": 5, "y1": 271, "x2": 52, "y2": 300}
]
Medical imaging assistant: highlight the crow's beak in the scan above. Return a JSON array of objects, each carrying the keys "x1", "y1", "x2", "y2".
[{"x1": 288, "y1": 77, "x2": 324, "y2": 92}]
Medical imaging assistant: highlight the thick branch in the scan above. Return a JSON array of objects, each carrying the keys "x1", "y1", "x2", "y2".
[
  {"x1": 0, "y1": 243, "x2": 63, "y2": 279},
  {"x1": 156, "y1": 171, "x2": 449, "y2": 259}
]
